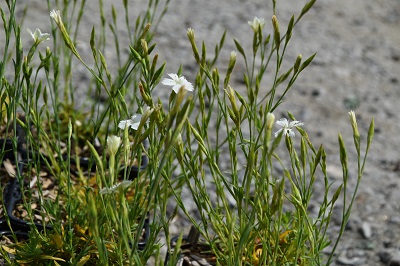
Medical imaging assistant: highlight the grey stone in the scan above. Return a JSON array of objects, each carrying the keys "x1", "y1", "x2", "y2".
[
  {"x1": 378, "y1": 249, "x2": 400, "y2": 266},
  {"x1": 336, "y1": 255, "x2": 364, "y2": 265},
  {"x1": 390, "y1": 249, "x2": 400, "y2": 266},
  {"x1": 360, "y1": 222, "x2": 372, "y2": 239}
]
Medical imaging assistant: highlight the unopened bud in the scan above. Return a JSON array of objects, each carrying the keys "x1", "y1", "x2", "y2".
[
  {"x1": 272, "y1": 15, "x2": 280, "y2": 50},
  {"x1": 226, "y1": 85, "x2": 240, "y2": 119},
  {"x1": 107, "y1": 135, "x2": 121, "y2": 156},
  {"x1": 187, "y1": 28, "x2": 200, "y2": 63},
  {"x1": 267, "y1": 112, "x2": 275, "y2": 130},
  {"x1": 141, "y1": 39, "x2": 148, "y2": 55},
  {"x1": 228, "y1": 51, "x2": 236, "y2": 72},
  {"x1": 294, "y1": 54, "x2": 302, "y2": 74},
  {"x1": 139, "y1": 82, "x2": 152, "y2": 105},
  {"x1": 348, "y1": 110, "x2": 360, "y2": 139}
]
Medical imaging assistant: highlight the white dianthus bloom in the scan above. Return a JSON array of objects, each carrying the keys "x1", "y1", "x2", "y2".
[
  {"x1": 274, "y1": 118, "x2": 304, "y2": 138},
  {"x1": 162, "y1": 73, "x2": 194, "y2": 93},
  {"x1": 118, "y1": 114, "x2": 142, "y2": 130},
  {"x1": 27, "y1": 28, "x2": 50, "y2": 43},
  {"x1": 248, "y1": 17, "x2": 265, "y2": 33},
  {"x1": 49, "y1": 9, "x2": 62, "y2": 24}
]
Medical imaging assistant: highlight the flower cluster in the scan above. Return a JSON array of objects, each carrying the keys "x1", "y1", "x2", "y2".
[{"x1": 118, "y1": 73, "x2": 193, "y2": 131}]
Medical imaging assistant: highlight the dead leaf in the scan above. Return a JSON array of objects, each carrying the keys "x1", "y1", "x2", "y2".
[
  {"x1": 2, "y1": 245, "x2": 16, "y2": 254},
  {"x1": 3, "y1": 159, "x2": 16, "y2": 177},
  {"x1": 76, "y1": 254, "x2": 91, "y2": 266}
]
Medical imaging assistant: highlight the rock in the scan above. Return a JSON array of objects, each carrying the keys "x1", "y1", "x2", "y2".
[
  {"x1": 360, "y1": 222, "x2": 372, "y2": 239},
  {"x1": 378, "y1": 251, "x2": 392, "y2": 264},
  {"x1": 378, "y1": 249, "x2": 400, "y2": 266},
  {"x1": 390, "y1": 249, "x2": 400, "y2": 266},
  {"x1": 336, "y1": 248, "x2": 367, "y2": 266},
  {"x1": 336, "y1": 255, "x2": 364, "y2": 265}
]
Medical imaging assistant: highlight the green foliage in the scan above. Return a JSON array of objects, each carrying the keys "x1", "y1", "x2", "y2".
[{"x1": 0, "y1": 0, "x2": 374, "y2": 265}]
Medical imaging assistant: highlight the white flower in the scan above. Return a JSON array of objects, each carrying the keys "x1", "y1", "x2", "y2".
[
  {"x1": 107, "y1": 135, "x2": 121, "y2": 155},
  {"x1": 118, "y1": 114, "x2": 142, "y2": 130},
  {"x1": 248, "y1": 17, "x2": 265, "y2": 33},
  {"x1": 162, "y1": 73, "x2": 194, "y2": 93},
  {"x1": 27, "y1": 28, "x2": 50, "y2": 43},
  {"x1": 100, "y1": 180, "x2": 133, "y2": 194},
  {"x1": 274, "y1": 118, "x2": 304, "y2": 138},
  {"x1": 49, "y1": 9, "x2": 62, "y2": 24}
]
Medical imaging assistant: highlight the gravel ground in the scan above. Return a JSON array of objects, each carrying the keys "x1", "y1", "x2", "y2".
[{"x1": 4, "y1": 0, "x2": 400, "y2": 265}]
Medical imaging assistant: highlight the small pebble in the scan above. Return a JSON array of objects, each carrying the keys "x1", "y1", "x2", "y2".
[
  {"x1": 360, "y1": 222, "x2": 372, "y2": 239},
  {"x1": 390, "y1": 249, "x2": 400, "y2": 266},
  {"x1": 378, "y1": 251, "x2": 392, "y2": 264},
  {"x1": 337, "y1": 255, "x2": 364, "y2": 265},
  {"x1": 378, "y1": 249, "x2": 400, "y2": 266}
]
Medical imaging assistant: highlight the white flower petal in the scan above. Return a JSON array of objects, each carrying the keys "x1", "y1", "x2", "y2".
[
  {"x1": 118, "y1": 114, "x2": 142, "y2": 130},
  {"x1": 275, "y1": 118, "x2": 304, "y2": 138},
  {"x1": 99, "y1": 187, "x2": 112, "y2": 194},
  {"x1": 116, "y1": 180, "x2": 133, "y2": 190},
  {"x1": 248, "y1": 16, "x2": 265, "y2": 33},
  {"x1": 183, "y1": 80, "x2": 194, "y2": 92},
  {"x1": 27, "y1": 28, "x2": 50, "y2": 42},
  {"x1": 276, "y1": 118, "x2": 289, "y2": 127},
  {"x1": 118, "y1": 120, "x2": 128, "y2": 130},
  {"x1": 161, "y1": 78, "x2": 176, "y2": 86},
  {"x1": 172, "y1": 84, "x2": 181, "y2": 93},
  {"x1": 129, "y1": 114, "x2": 142, "y2": 130},
  {"x1": 289, "y1": 121, "x2": 304, "y2": 127},
  {"x1": 130, "y1": 122, "x2": 140, "y2": 130},
  {"x1": 50, "y1": 9, "x2": 62, "y2": 24},
  {"x1": 274, "y1": 128, "x2": 283, "y2": 137},
  {"x1": 169, "y1": 73, "x2": 179, "y2": 79},
  {"x1": 99, "y1": 180, "x2": 133, "y2": 195},
  {"x1": 162, "y1": 73, "x2": 194, "y2": 93}
]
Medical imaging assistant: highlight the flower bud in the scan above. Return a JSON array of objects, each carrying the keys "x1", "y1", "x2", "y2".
[
  {"x1": 107, "y1": 135, "x2": 121, "y2": 156},
  {"x1": 348, "y1": 110, "x2": 360, "y2": 139},
  {"x1": 294, "y1": 54, "x2": 302, "y2": 74},
  {"x1": 272, "y1": 15, "x2": 280, "y2": 50},
  {"x1": 227, "y1": 51, "x2": 237, "y2": 73},
  {"x1": 141, "y1": 39, "x2": 148, "y2": 55},
  {"x1": 267, "y1": 112, "x2": 275, "y2": 130},
  {"x1": 139, "y1": 82, "x2": 153, "y2": 105},
  {"x1": 187, "y1": 28, "x2": 200, "y2": 63},
  {"x1": 224, "y1": 51, "x2": 237, "y2": 88},
  {"x1": 226, "y1": 85, "x2": 240, "y2": 119}
]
